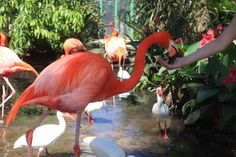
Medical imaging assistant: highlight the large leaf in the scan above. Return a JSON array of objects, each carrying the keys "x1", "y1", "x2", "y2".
[
  {"x1": 218, "y1": 104, "x2": 236, "y2": 129},
  {"x1": 184, "y1": 109, "x2": 200, "y2": 125},
  {"x1": 184, "y1": 42, "x2": 200, "y2": 56},
  {"x1": 196, "y1": 89, "x2": 218, "y2": 103}
]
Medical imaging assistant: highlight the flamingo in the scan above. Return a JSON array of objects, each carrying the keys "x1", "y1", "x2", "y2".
[
  {"x1": 152, "y1": 86, "x2": 170, "y2": 140},
  {"x1": 13, "y1": 111, "x2": 74, "y2": 157},
  {"x1": 6, "y1": 31, "x2": 178, "y2": 157},
  {"x1": 0, "y1": 32, "x2": 38, "y2": 123},
  {"x1": 61, "y1": 38, "x2": 87, "y2": 58},
  {"x1": 83, "y1": 136, "x2": 136, "y2": 157},
  {"x1": 104, "y1": 30, "x2": 127, "y2": 71},
  {"x1": 84, "y1": 101, "x2": 105, "y2": 125}
]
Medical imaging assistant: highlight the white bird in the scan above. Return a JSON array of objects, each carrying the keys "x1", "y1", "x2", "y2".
[
  {"x1": 13, "y1": 111, "x2": 69, "y2": 157},
  {"x1": 152, "y1": 86, "x2": 170, "y2": 140},
  {"x1": 117, "y1": 67, "x2": 131, "y2": 98},
  {"x1": 84, "y1": 101, "x2": 105, "y2": 125},
  {"x1": 117, "y1": 67, "x2": 130, "y2": 80},
  {"x1": 83, "y1": 136, "x2": 136, "y2": 157}
]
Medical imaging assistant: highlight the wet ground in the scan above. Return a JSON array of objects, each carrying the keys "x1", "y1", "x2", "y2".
[{"x1": 0, "y1": 72, "x2": 236, "y2": 157}]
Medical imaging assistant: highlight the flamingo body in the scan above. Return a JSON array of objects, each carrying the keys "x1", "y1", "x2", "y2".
[
  {"x1": 0, "y1": 32, "x2": 38, "y2": 122},
  {"x1": 13, "y1": 111, "x2": 66, "y2": 156},
  {"x1": 105, "y1": 31, "x2": 127, "y2": 62}
]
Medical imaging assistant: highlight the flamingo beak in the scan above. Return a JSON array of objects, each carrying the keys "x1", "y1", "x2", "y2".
[
  {"x1": 168, "y1": 40, "x2": 177, "y2": 58},
  {"x1": 63, "y1": 112, "x2": 77, "y2": 121}
]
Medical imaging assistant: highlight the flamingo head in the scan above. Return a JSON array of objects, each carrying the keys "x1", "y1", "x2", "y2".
[
  {"x1": 0, "y1": 32, "x2": 8, "y2": 47},
  {"x1": 168, "y1": 40, "x2": 178, "y2": 58},
  {"x1": 156, "y1": 86, "x2": 163, "y2": 97},
  {"x1": 112, "y1": 30, "x2": 119, "y2": 37},
  {"x1": 63, "y1": 38, "x2": 87, "y2": 56}
]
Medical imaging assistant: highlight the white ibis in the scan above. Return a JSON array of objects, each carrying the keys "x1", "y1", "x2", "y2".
[
  {"x1": 84, "y1": 101, "x2": 105, "y2": 125},
  {"x1": 152, "y1": 86, "x2": 170, "y2": 140},
  {"x1": 83, "y1": 136, "x2": 136, "y2": 157},
  {"x1": 13, "y1": 111, "x2": 72, "y2": 157}
]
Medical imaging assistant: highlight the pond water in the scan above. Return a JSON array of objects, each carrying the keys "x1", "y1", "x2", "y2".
[{"x1": 0, "y1": 72, "x2": 236, "y2": 157}]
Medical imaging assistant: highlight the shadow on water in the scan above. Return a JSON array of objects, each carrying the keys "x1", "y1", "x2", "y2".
[{"x1": 0, "y1": 73, "x2": 236, "y2": 157}]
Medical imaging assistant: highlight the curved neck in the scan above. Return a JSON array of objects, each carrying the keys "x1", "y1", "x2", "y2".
[
  {"x1": 115, "y1": 31, "x2": 170, "y2": 94},
  {"x1": 57, "y1": 113, "x2": 66, "y2": 130}
]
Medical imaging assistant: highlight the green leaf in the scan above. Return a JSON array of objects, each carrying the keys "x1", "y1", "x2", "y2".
[
  {"x1": 184, "y1": 109, "x2": 200, "y2": 125},
  {"x1": 218, "y1": 104, "x2": 236, "y2": 129},
  {"x1": 184, "y1": 42, "x2": 200, "y2": 56},
  {"x1": 196, "y1": 89, "x2": 218, "y2": 103}
]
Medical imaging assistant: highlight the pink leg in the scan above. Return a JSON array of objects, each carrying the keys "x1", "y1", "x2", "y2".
[
  {"x1": 164, "y1": 122, "x2": 168, "y2": 140},
  {"x1": 26, "y1": 109, "x2": 50, "y2": 157},
  {"x1": 1, "y1": 77, "x2": 16, "y2": 121},
  {"x1": 74, "y1": 111, "x2": 82, "y2": 157},
  {"x1": 1, "y1": 85, "x2": 6, "y2": 121}
]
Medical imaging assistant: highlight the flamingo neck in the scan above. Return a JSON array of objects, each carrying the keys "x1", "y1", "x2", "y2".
[{"x1": 115, "y1": 32, "x2": 170, "y2": 94}]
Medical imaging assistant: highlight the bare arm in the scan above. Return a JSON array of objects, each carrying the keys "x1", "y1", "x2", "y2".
[{"x1": 160, "y1": 12, "x2": 236, "y2": 69}]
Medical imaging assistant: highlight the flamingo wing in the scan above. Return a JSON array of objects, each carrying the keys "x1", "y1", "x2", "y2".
[{"x1": 6, "y1": 53, "x2": 114, "y2": 127}]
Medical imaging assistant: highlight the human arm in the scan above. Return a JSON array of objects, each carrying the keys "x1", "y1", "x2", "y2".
[{"x1": 160, "y1": 12, "x2": 236, "y2": 69}]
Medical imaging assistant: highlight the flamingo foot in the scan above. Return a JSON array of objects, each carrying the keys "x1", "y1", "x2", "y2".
[
  {"x1": 73, "y1": 144, "x2": 81, "y2": 157},
  {"x1": 164, "y1": 131, "x2": 168, "y2": 140}
]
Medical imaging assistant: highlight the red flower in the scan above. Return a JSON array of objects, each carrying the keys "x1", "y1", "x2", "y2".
[
  {"x1": 207, "y1": 28, "x2": 215, "y2": 38},
  {"x1": 154, "y1": 16, "x2": 161, "y2": 24},
  {"x1": 222, "y1": 67, "x2": 236, "y2": 85},
  {"x1": 109, "y1": 21, "x2": 115, "y2": 28},
  {"x1": 217, "y1": 24, "x2": 223, "y2": 31}
]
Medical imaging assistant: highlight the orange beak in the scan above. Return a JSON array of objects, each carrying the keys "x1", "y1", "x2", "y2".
[
  {"x1": 63, "y1": 112, "x2": 77, "y2": 121},
  {"x1": 168, "y1": 40, "x2": 177, "y2": 58}
]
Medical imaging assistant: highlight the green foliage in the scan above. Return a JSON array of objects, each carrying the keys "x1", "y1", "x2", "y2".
[{"x1": 0, "y1": 0, "x2": 104, "y2": 56}]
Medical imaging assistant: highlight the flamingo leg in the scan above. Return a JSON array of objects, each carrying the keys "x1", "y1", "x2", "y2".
[
  {"x1": 164, "y1": 121, "x2": 168, "y2": 140},
  {"x1": 1, "y1": 84, "x2": 6, "y2": 122},
  {"x1": 0, "y1": 77, "x2": 16, "y2": 120},
  {"x1": 26, "y1": 109, "x2": 50, "y2": 157},
  {"x1": 74, "y1": 111, "x2": 82, "y2": 157}
]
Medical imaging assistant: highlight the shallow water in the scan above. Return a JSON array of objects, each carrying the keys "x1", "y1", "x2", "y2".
[{"x1": 0, "y1": 73, "x2": 236, "y2": 157}]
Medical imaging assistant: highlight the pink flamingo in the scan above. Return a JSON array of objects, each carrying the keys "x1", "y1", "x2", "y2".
[
  {"x1": 104, "y1": 29, "x2": 127, "y2": 71},
  {"x1": 61, "y1": 38, "x2": 87, "y2": 58},
  {"x1": 0, "y1": 32, "x2": 38, "y2": 122},
  {"x1": 6, "y1": 31, "x2": 178, "y2": 157}
]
